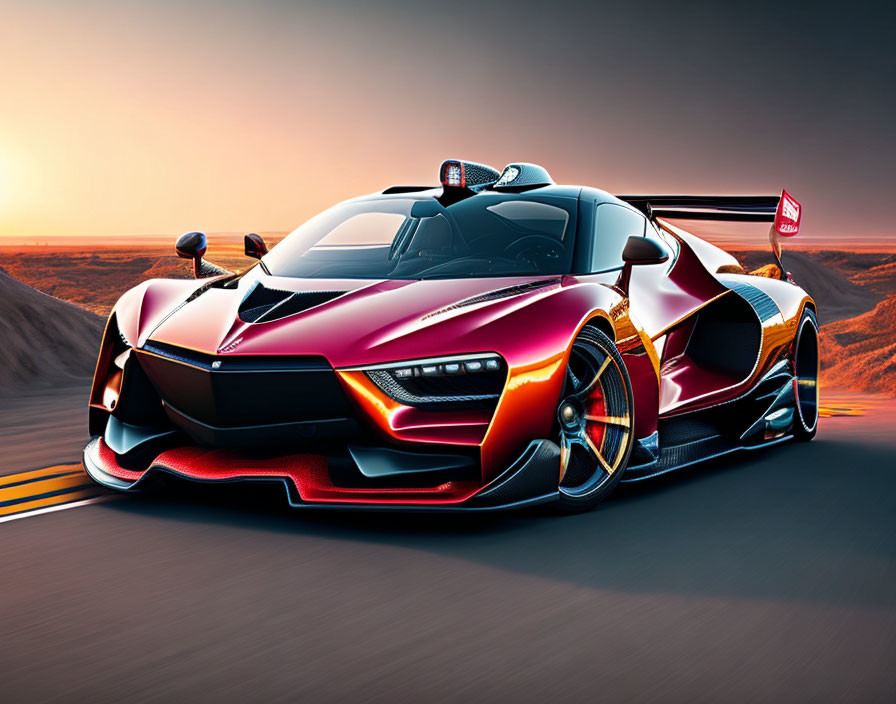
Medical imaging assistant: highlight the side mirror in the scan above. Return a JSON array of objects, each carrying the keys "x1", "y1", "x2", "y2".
[
  {"x1": 622, "y1": 236, "x2": 668, "y2": 265},
  {"x1": 244, "y1": 232, "x2": 268, "y2": 259},
  {"x1": 617, "y1": 236, "x2": 668, "y2": 293},
  {"x1": 175, "y1": 231, "x2": 208, "y2": 279}
]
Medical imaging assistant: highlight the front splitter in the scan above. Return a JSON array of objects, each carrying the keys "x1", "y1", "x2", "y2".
[{"x1": 82, "y1": 438, "x2": 561, "y2": 512}]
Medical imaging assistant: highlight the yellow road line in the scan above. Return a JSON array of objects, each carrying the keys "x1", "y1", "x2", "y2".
[
  {"x1": 0, "y1": 463, "x2": 110, "y2": 520},
  {"x1": 0, "y1": 463, "x2": 83, "y2": 488},
  {"x1": 0, "y1": 472, "x2": 93, "y2": 502},
  {"x1": 0, "y1": 488, "x2": 105, "y2": 517}
]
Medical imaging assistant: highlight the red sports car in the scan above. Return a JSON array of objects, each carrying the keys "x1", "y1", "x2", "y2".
[{"x1": 83, "y1": 160, "x2": 818, "y2": 511}]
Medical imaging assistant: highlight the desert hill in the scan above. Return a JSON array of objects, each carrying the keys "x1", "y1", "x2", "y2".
[
  {"x1": 0, "y1": 264, "x2": 104, "y2": 393},
  {"x1": 850, "y1": 261, "x2": 896, "y2": 296},
  {"x1": 820, "y1": 295, "x2": 896, "y2": 397},
  {"x1": 0, "y1": 250, "x2": 194, "y2": 314},
  {"x1": 0, "y1": 246, "x2": 250, "y2": 315},
  {"x1": 734, "y1": 250, "x2": 882, "y2": 324}
]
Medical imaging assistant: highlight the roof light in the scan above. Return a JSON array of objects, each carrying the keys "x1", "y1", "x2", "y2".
[
  {"x1": 441, "y1": 161, "x2": 465, "y2": 188},
  {"x1": 438, "y1": 160, "x2": 501, "y2": 191},
  {"x1": 492, "y1": 163, "x2": 554, "y2": 190},
  {"x1": 496, "y1": 166, "x2": 520, "y2": 187},
  {"x1": 774, "y1": 189, "x2": 801, "y2": 237}
]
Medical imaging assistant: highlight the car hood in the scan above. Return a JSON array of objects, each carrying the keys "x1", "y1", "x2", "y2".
[{"x1": 135, "y1": 269, "x2": 564, "y2": 368}]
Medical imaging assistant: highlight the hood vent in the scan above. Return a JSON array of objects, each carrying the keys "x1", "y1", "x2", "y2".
[
  {"x1": 238, "y1": 284, "x2": 345, "y2": 323},
  {"x1": 422, "y1": 278, "x2": 561, "y2": 320}
]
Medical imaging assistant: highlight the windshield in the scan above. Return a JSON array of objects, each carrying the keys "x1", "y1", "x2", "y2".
[{"x1": 262, "y1": 193, "x2": 578, "y2": 279}]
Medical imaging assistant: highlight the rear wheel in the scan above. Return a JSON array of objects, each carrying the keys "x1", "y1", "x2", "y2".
[
  {"x1": 793, "y1": 309, "x2": 819, "y2": 441},
  {"x1": 555, "y1": 326, "x2": 635, "y2": 512}
]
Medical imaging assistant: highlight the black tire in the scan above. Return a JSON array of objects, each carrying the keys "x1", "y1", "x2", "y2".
[
  {"x1": 793, "y1": 308, "x2": 820, "y2": 441},
  {"x1": 554, "y1": 326, "x2": 635, "y2": 513}
]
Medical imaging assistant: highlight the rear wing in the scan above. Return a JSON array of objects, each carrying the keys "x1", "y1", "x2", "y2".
[
  {"x1": 615, "y1": 195, "x2": 779, "y2": 222},
  {"x1": 617, "y1": 191, "x2": 802, "y2": 282}
]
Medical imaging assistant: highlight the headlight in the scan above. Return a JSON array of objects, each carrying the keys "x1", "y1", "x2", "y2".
[{"x1": 360, "y1": 354, "x2": 506, "y2": 409}]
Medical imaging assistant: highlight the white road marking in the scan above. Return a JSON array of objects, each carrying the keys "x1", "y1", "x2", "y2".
[{"x1": 0, "y1": 495, "x2": 117, "y2": 524}]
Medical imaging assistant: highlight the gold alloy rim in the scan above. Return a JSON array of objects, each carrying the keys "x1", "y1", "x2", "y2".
[{"x1": 558, "y1": 338, "x2": 632, "y2": 497}]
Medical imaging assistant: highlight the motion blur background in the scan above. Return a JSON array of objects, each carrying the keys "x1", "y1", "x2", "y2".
[{"x1": 1, "y1": 2, "x2": 894, "y2": 702}]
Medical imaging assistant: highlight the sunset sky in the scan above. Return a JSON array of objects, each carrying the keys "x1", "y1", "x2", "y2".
[{"x1": 1, "y1": 0, "x2": 894, "y2": 245}]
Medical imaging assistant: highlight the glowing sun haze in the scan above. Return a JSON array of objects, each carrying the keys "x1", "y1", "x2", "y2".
[{"x1": 0, "y1": 0, "x2": 893, "y2": 246}]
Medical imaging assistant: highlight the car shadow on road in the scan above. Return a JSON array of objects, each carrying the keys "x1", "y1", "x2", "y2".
[{"x1": 100, "y1": 437, "x2": 896, "y2": 608}]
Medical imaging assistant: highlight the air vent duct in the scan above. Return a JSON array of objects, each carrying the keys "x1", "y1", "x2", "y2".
[
  {"x1": 238, "y1": 284, "x2": 345, "y2": 323},
  {"x1": 423, "y1": 279, "x2": 560, "y2": 320}
]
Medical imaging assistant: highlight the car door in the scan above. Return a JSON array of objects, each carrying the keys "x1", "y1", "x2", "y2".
[{"x1": 622, "y1": 213, "x2": 726, "y2": 343}]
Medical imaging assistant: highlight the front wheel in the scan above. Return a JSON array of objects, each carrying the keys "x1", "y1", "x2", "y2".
[{"x1": 555, "y1": 326, "x2": 635, "y2": 512}]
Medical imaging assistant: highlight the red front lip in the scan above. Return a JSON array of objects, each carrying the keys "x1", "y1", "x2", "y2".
[{"x1": 86, "y1": 438, "x2": 483, "y2": 505}]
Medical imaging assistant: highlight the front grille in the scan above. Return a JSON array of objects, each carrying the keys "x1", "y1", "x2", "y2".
[{"x1": 136, "y1": 342, "x2": 353, "y2": 429}]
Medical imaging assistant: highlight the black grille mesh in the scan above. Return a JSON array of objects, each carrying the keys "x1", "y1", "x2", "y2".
[{"x1": 367, "y1": 369, "x2": 505, "y2": 409}]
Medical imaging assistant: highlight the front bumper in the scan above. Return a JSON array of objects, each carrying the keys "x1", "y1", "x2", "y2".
[{"x1": 83, "y1": 436, "x2": 562, "y2": 511}]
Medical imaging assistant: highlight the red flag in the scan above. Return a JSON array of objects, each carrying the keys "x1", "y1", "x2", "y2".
[{"x1": 774, "y1": 189, "x2": 801, "y2": 237}]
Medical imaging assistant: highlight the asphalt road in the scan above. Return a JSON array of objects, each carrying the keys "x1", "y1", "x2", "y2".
[
  {"x1": 1, "y1": 416, "x2": 895, "y2": 703},
  {"x1": 0, "y1": 385, "x2": 91, "y2": 478}
]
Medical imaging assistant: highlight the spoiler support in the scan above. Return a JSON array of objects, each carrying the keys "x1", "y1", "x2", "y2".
[{"x1": 617, "y1": 192, "x2": 801, "y2": 283}]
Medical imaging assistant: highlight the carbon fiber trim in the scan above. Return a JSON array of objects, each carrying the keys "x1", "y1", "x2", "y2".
[
  {"x1": 465, "y1": 440, "x2": 560, "y2": 507},
  {"x1": 493, "y1": 163, "x2": 554, "y2": 189},
  {"x1": 239, "y1": 283, "x2": 345, "y2": 323},
  {"x1": 726, "y1": 281, "x2": 781, "y2": 322},
  {"x1": 422, "y1": 279, "x2": 560, "y2": 320},
  {"x1": 366, "y1": 370, "x2": 501, "y2": 407}
]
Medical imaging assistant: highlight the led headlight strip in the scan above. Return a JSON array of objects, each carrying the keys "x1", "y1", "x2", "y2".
[
  {"x1": 354, "y1": 353, "x2": 501, "y2": 377},
  {"x1": 347, "y1": 354, "x2": 506, "y2": 407}
]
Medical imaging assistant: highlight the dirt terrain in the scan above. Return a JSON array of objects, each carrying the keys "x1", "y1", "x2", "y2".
[
  {"x1": 0, "y1": 245, "x2": 252, "y2": 315},
  {"x1": 0, "y1": 264, "x2": 103, "y2": 392},
  {"x1": 732, "y1": 249, "x2": 896, "y2": 396},
  {"x1": 733, "y1": 249, "x2": 888, "y2": 324},
  {"x1": 821, "y1": 295, "x2": 896, "y2": 396}
]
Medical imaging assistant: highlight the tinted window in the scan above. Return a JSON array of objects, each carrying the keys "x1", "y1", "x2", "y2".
[
  {"x1": 262, "y1": 193, "x2": 578, "y2": 279},
  {"x1": 591, "y1": 203, "x2": 646, "y2": 272}
]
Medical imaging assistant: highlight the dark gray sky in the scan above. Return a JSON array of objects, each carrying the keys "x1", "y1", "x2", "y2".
[{"x1": 2, "y1": 0, "x2": 894, "y2": 242}]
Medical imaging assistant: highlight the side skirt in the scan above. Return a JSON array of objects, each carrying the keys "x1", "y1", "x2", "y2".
[
  {"x1": 620, "y1": 434, "x2": 792, "y2": 483},
  {"x1": 623, "y1": 358, "x2": 798, "y2": 482}
]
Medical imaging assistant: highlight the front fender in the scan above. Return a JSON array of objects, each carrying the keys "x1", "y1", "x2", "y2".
[{"x1": 113, "y1": 278, "x2": 208, "y2": 347}]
